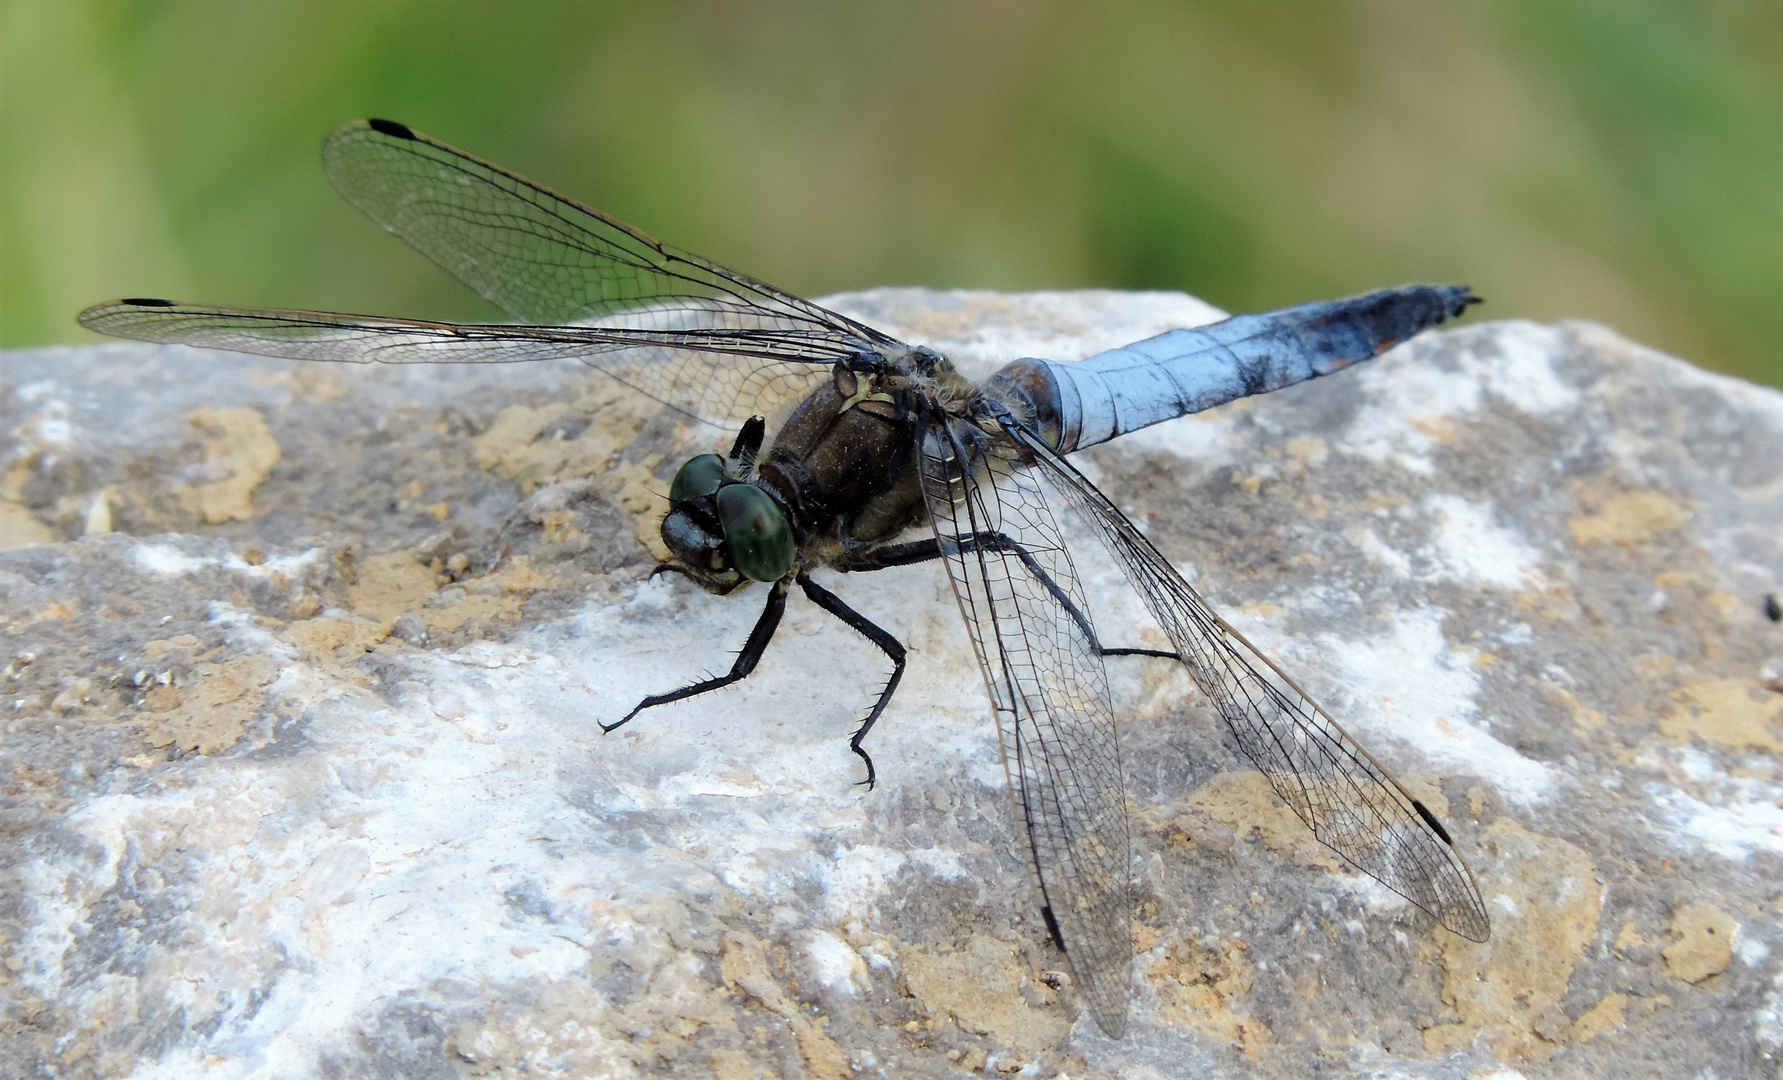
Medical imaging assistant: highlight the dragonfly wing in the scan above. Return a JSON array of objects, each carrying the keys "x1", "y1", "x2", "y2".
[
  {"x1": 79, "y1": 119, "x2": 918, "y2": 427},
  {"x1": 77, "y1": 299, "x2": 846, "y2": 428},
  {"x1": 998, "y1": 417, "x2": 1491, "y2": 943},
  {"x1": 321, "y1": 119, "x2": 896, "y2": 344},
  {"x1": 915, "y1": 407, "x2": 1132, "y2": 1038}
]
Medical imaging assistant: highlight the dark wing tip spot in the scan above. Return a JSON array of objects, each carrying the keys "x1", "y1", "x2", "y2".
[
  {"x1": 1412, "y1": 799, "x2": 1455, "y2": 846},
  {"x1": 120, "y1": 297, "x2": 176, "y2": 307},
  {"x1": 1040, "y1": 905, "x2": 1067, "y2": 953},
  {"x1": 367, "y1": 118, "x2": 417, "y2": 140}
]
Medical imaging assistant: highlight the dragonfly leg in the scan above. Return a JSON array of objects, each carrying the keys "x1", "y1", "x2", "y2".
[
  {"x1": 795, "y1": 573, "x2": 905, "y2": 790},
  {"x1": 844, "y1": 535, "x2": 1178, "y2": 662},
  {"x1": 837, "y1": 537, "x2": 953, "y2": 570},
  {"x1": 604, "y1": 578, "x2": 789, "y2": 732}
]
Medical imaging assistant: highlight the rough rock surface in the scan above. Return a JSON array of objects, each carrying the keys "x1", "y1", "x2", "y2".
[{"x1": 3, "y1": 288, "x2": 1782, "y2": 1079}]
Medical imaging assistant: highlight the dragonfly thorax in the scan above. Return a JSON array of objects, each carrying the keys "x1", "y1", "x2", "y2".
[{"x1": 660, "y1": 362, "x2": 941, "y2": 588}]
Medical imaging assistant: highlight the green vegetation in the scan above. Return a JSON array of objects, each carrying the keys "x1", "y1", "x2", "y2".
[{"x1": 5, "y1": 0, "x2": 1781, "y2": 385}]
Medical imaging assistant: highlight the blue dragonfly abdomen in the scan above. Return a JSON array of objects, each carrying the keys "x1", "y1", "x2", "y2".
[{"x1": 986, "y1": 285, "x2": 1477, "y2": 454}]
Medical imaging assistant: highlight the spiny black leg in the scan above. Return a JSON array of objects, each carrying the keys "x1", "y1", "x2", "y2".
[
  {"x1": 843, "y1": 533, "x2": 1180, "y2": 662},
  {"x1": 840, "y1": 538, "x2": 950, "y2": 570},
  {"x1": 795, "y1": 573, "x2": 905, "y2": 790},
  {"x1": 604, "y1": 578, "x2": 789, "y2": 732}
]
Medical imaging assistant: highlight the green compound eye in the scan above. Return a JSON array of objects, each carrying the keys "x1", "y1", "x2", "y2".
[
  {"x1": 668, "y1": 454, "x2": 725, "y2": 504},
  {"x1": 716, "y1": 484, "x2": 795, "y2": 582}
]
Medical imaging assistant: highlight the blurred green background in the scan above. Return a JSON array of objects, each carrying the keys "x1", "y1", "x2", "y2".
[{"x1": 4, "y1": 0, "x2": 1781, "y2": 386}]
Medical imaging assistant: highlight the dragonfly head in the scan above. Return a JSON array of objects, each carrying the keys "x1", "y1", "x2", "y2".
[{"x1": 660, "y1": 453, "x2": 796, "y2": 592}]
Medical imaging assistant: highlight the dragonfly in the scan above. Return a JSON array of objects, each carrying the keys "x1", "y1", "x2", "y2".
[{"x1": 81, "y1": 118, "x2": 1491, "y2": 1038}]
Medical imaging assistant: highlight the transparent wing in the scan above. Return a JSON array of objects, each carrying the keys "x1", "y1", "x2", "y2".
[
  {"x1": 77, "y1": 299, "x2": 850, "y2": 429},
  {"x1": 79, "y1": 118, "x2": 916, "y2": 427},
  {"x1": 999, "y1": 416, "x2": 1491, "y2": 944},
  {"x1": 321, "y1": 118, "x2": 897, "y2": 343},
  {"x1": 915, "y1": 407, "x2": 1132, "y2": 1039}
]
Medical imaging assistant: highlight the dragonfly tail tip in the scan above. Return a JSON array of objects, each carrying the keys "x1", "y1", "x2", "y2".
[{"x1": 1447, "y1": 287, "x2": 1484, "y2": 317}]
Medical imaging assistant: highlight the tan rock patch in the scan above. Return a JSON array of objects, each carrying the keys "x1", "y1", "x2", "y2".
[
  {"x1": 423, "y1": 592, "x2": 522, "y2": 635},
  {"x1": 474, "y1": 390, "x2": 655, "y2": 490},
  {"x1": 1705, "y1": 589, "x2": 1749, "y2": 621},
  {"x1": 286, "y1": 615, "x2": 392, "y2": 659},
  {"x1": 1423, "y1": 818, "x2": 1601, "y2": 1061},
  {"x1": 472, "y1": 392, "x2": 674, "y2": 558},
  {"x1": 1544, "y1": 683, "x2": 1606, "y2": 731},
  {"x1": 1513, "y1": 582, "x2": 1581, "y2": 621},
  {"x1": 1567, "y1": 489, "x2": 1689, "y2": 547},
  {"x1": 1186, "y1": 769, "x2": 1450, "y2": 868},
  {"x1": 345, "y1": 551, "x2": 442, "y2": 622},
  {"x1": 181, "y1": 407, "x2": 281, "y2": 523},
  {"x1": 422, "y1": 559, "x2": 548, "y2": 635},
  {"x1": 0, "y1": 500, "x2": 54, "y2": 549},
  {"x1": 605, "y1": 457, "x2": 673, "y2": 560},
  {"x1": 1662, "y1": 902, "x2": 1736, "y2": 983},
  {"x1": 50, "y1": 678, "x2": 100, "y2": 714},
  {"x1": 1661, "y1": 679, "x2": 1783, "y2": 751},
  {"x1": 1185, "y1": 771, "x2": 1343, "y2": 873},
  {"x1": 902, "y1": 935, "x2": 1068, "y2": 1056},
  {"x1": 161, "y1": 638, "x2": 208, "y2": 666},
  {"x1": 474, "y1": 403, "x2": 577, "y2": 483},
  {"x1": 1567, "y1": 991, "x2": 1627, "y2": 1043},
  {"x1": 35, "y1": 599, "x2": 79, "y2": 622},
  {"x1": 141, "y1": 655, "x2": 278, "y2": 754},
  {"x1": 1, "y1": 439, "x2": 58, "y2": 547},
  {"x1": 722, "y1": 933, "x2": 849, "y2": 1080},
  {"x1": 1285, "y1": 435, "x2": 1328, "y2": 468},
  {"x1": 1145, "y1": 936, "x2": 1270, "y2": 1056},
  {"x1": 309, "y1": 550, "x2": 555, "y2": 645}
]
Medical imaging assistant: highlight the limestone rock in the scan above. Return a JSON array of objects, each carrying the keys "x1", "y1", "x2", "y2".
[{"x1": 3, "y1": 288, "x2": 1782, "y2": 1078}]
